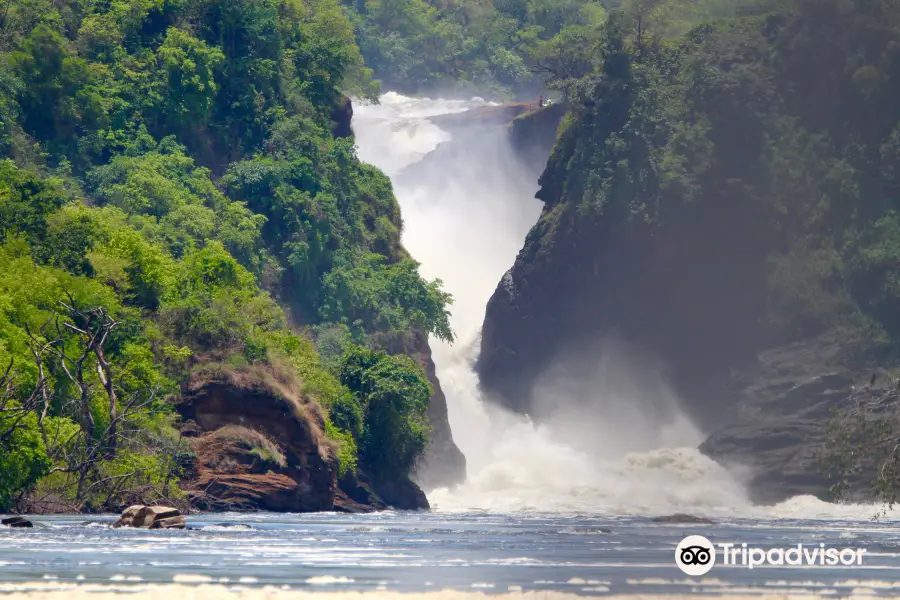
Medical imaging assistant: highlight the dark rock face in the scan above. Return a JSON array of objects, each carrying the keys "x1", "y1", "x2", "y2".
[
  {"x1": 1, "y1": 516, "x2": 33, "y2": 528},
  {"x1": 506, "y1": 103, "x2": 567, "y2": 174},
  {"x1": 330, "y1": 95, "x2": 353, "y2": 139},
  {"x1": 699, "y1": 336, "x2": 879, "y2": 504},
  {"x1": 476, "y1": 194, "x2": 763, "y2": 432},
  {"x1": 369, "y1": 477, "x2": 429, "y2": 510},
  {"x1": 476, "y1": 218, "x2": 869, "y2": 502},
  {"x1": 408, "y1": 331, "x2": 466, "y2": 490}
]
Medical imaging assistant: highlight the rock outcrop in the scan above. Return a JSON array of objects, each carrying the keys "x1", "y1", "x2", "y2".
[
  {"x1": 406, "y1": 330, "x2": 466, "y2": 491},
  {"x1": 699, "y1": 335, "x2": 888, "y2": 504},
  {"x1": 475, "y1": 103, "x2": 895, "y2": 504},
  {"x1": 365, "y1": 329, "x2": 463, "y2": 492},
  {"x1": 473, "y1": 3, "x2": 900, "y2": 506},
  {"x1": 114, "y1": 505, "x2": 185, "y2": 529},
  {"x1": 177, "y1": 364, "x2": 338, "y2": 512},
  {"x1": 330, "y1": 95, "x2": 354, "y2": 139},
  {"x1": 1, "y1": 516, "x2": 33, "y2": 528},
  {"x1": 506, "y1": 103, "x2": 567, "y2": 173},
  {"x1": 176, "y1": 363, "x2": 431, "y2": 511},
  {"x1": 651, "y1": 514, "x2": 715, "y2": 524},
  {"x1": 427, "y1": 102, "x2": 537, "y2": 131}
]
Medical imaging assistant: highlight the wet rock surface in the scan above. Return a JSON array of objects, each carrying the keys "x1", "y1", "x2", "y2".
[
  {"x1": 699, "y1": 335, "x2": 888, "y2": 504},
  {"x1": 113, "y1": 506, "x2": 184, "y2": 529},
  {"x1": 1, "y1": 516, "x2": 33, "y2": 528},
  {"x1": 651, "y1": 514, "x2": 715, "y2": 524}
]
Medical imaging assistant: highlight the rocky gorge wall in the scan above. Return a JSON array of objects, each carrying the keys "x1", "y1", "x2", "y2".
[
  {"x1": 177, "y1": 363, "x2": 429, "y2": 512},
  {"x1": 475, "y1": 8, "x2": 900, "y2": 505},
  {"x1": 474, "y1": 127, "x2": 865, "y2": 503}
]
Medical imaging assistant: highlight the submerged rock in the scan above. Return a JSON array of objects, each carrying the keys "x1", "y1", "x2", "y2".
[
  {"x1": 114, "y1": 505, "x2": 184, "y2": 529},
  {"x1": 651, "y1": 514, "x2": 715, "y2": 525},
  {"x1": 1, "y1": 516, "x2": 33, "y2": 528}
]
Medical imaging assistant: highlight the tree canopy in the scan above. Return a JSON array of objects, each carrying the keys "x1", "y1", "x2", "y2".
[{"x1": 0, "y1": 0, "x2": 449, "y2": 511}]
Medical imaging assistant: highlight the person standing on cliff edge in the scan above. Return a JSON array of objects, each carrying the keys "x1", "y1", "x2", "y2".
[{"x1": 538, "y1": 95, "x2": 543, "y2": 108}]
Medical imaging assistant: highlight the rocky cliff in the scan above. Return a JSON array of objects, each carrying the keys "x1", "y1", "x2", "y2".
[
  {"x1": 476, "y1": 8, "x2": 900, "y2": 504},
  {"x1": 177, "y1": 363, "x2": 428, "y2": 512},
  {"x1": 372, "y1": 329, "x2": 467, "y2": 491},
  {"x1": 698, "y1": 334, "x2": 887, "y2": 504}
]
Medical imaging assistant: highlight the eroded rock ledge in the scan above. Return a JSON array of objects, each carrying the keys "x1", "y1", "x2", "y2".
[{"x1": 176, "y1": 364, "x2": 428, "y2": 512}]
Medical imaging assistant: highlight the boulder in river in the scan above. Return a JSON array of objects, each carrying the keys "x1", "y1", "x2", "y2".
[
  {"x1": 1, "y1": 516, "x2": 33, "y2": 528},
  {"x1": 114, "y1": 505, "x2": 185, "y2": 529},
  {"x1": 651, "y1": 514, "x2": 715, "y2": 524}
]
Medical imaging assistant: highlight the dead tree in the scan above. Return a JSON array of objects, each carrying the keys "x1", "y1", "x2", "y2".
[{"x1": 54, "y1": 295, "x2": 119, "y2": 456}]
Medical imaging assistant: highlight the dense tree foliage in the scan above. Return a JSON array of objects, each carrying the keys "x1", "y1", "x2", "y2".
[
  {"x1": 342, "y1": 0, "x2": 609, "y2": 96},
  {"x1": 340, "y1": 0, "x2": 759, "y2": 97},
  {"x1": 519, "y1": 0, "x2": 900, "y2": 361},
  {"x1": 503, "y1": 0, "x2": 900, "y2": 501},
  {"x1": 0, "y1": 0, "x2": 449, "y2": 511},
  {"x1": 338, "y1": 345, "x2": 431, "y2": 480}
]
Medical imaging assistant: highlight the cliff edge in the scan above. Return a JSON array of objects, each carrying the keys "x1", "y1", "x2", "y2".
[
  {"x1": 476, "y1": 9, "x2": 900, "y2": 504},
  {"x1": 177, "y1": 363, "x2": 429, "y2": 511}
]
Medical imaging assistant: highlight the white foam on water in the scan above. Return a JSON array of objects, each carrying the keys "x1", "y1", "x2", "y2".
[
  {"x1": 4, "y1": 582, "x2": 900, "y2": 600},
  {"x1": 307, "y1": 577, "x2": 355, "y2": 585},
  {"x1": 352, "y1": 93, "x2": 888, "y2": 521}
]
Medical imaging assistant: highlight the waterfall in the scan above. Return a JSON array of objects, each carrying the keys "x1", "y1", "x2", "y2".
[{"x1": 352, "y1": 92, "x2": 884, "y2": 520}]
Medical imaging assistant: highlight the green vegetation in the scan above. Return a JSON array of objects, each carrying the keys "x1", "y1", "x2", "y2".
[
  {"x1": 0, "y1": 0, "x2": 450, "y2": 512},
  {"x1": 818, "y1": 383, "x2": 900, "y2": 511},
  {"x1": 338, "y1": 345, "x2": 431, "y2": 480},
  {"x1": 523, "y1": 0, "x2": 900, "y2": 353},
  {"x1": 340, "y1": 0, "x2": 761, "y2": 98},
  {"x1": 343, "y1": 0, "x2": 609, "y2": 96},
  {"x1": 7, "y1": 0, "x2": 897, "y2": 512},
  {"x1": 507, "y1": 0, "x2": 900, "y2": 501}
]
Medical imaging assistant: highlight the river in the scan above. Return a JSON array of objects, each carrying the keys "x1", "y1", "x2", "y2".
[{"x1": 2, "y1": 93, "x2": 900, "y2": 598}]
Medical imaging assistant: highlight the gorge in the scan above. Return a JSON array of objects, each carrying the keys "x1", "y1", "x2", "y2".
[{"x1": 351, "y1": 92, "x2": 870, "y2": 517}]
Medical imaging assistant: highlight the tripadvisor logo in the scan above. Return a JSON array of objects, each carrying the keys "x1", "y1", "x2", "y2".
[
  {"x1": 675, "y1": 535, "x2": 867, "y2": 575},
  {"x1": 676, "y1": 535, "x2": 716, "y2": 576}
]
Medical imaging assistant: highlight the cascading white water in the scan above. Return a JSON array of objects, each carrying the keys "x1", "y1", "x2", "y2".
[{"x1": 352, "y1": 93, "x2": 890, "y2": 521}]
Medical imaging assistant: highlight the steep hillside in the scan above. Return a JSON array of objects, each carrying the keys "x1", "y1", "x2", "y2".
[
  {"x1": 478, "y1": 0, "x2": 900, "y2": 502},
  {"x1": 0, "y1": 0, "x2": 461, "y2": 512}
]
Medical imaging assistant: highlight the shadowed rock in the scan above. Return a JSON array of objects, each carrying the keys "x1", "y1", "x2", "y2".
[
  {"x1": 651, "y1": 514, "x2": 715, "y2": 524},
  {"x1": 1, "y1": 516, "x2": 33, "y2": 528}
]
